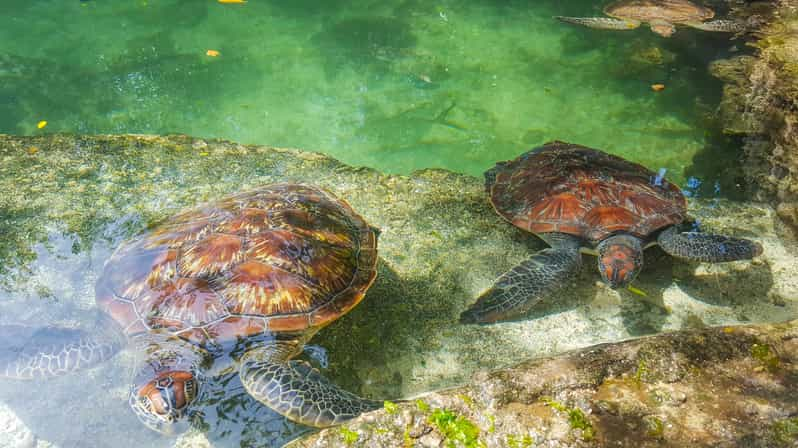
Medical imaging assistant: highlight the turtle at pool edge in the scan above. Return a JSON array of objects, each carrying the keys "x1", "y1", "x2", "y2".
[
  {"x1": 556, "y1": 0, "x2": 743, "y2": 37},
  {"x1": 460, "y1": 141, "x2": 762, "y2": 324},
  {"x1": 0, "y1": 184, "x2": 382, "y2": 433}
]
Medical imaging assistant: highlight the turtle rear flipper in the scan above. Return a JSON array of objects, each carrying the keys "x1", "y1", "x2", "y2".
[
  {"x1": 460, "y1": 234, "x2": 582, "y2": 324},
  {"x1": 686, "y1": 19, "x2": 745, "y2": 33},
  {"x1": 555, "y1": 16, "x2": 640, "y2": 31},
  {"x1": 657, "y1": 226, "x2": 763, "y2": 263},
  {"x1": 240, "y1": 348, "x2": 381, "y2": 427},
  {"x1": 0, "y1": 314, "x2": 124, "y2": 379}
]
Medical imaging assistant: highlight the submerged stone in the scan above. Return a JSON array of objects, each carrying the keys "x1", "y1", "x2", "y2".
[
  {"x1": 289, "y1": 319, "x2": 798, "y2": 447},
  {"x1": 0, "y1": 134, "x2": 795, "y2": 447}
]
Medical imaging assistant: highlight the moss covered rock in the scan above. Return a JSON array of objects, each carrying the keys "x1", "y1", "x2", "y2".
[
  {"x1": 0, "y1": 134, "x2": 795, "y2": 447},
  {"x1": 289, "y1": 319, "x2": 798, "y2": 448},
  {"x1": 711, "y1": 0, "x2": 798, "y2": 238}
]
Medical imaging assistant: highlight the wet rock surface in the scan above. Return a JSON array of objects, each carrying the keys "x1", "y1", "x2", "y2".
[
  {"x1": 0, "y1": 134, "x2": 795, "y2": 447},
  {"x1": 712, "y1": 0, "x2": 798, "y2": 238},
  {"x1": 289, "y1": 319, "x2": 798, "y2": 448}
]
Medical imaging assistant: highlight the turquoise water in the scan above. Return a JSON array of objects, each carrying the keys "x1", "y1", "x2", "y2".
[
  {"x1": 0, "y1": 1, "x2": 771, "y2": 447},
  {"x1": 0, "y1": 0, "x2": 744, "y2": 193}
]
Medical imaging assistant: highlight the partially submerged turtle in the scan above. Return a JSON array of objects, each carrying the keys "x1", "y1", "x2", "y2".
[
  {"x1": 0, "y1": 184, "x2": 381, "y2": 432},
  {"x1": 460, "y1": 142, "x2": 762, "y2": 324},
  {"x1": 556, "y1": 0, "x2": 743, "y2": 37}
]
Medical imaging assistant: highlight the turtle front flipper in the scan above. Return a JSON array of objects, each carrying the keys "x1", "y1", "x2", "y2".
[
  {"x1": 686, "y1": 19, "x2": 745, "y2": 33},
  {"x1": 460, "y1": 233, "x2": 583, "y2": 324},
  {"x1": 657, "y1": 226, "x2": 763, "y2": 263},
  {"x1": 555, "y1": 16, "x2": 640, "y2": 31},
  {"x1": 240, "y1": 345, "x2": 381, "y2": 427},
  {"x1": 0, "y1": 314, "x2": 124, "y2": 379}
]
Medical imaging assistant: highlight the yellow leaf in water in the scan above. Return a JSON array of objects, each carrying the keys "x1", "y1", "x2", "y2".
[
  {"x1": 218, "y1": 0, "x2": 246, "y2": 3},
  {"x1": 206, "y1": 50, "x2": 220, "y2": 57},
  {"x1": 627, "y1": 285, "x2": 648, "y2": 297},
  {"x1": 27, "y1": 146, "x2": 39, "y2": 155},
  {"x1": 37, "y1": 120, "x2": 47, "y2": 129}
]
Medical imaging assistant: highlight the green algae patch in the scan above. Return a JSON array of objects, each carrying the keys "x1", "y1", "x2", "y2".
[
  {"x1": 633, "y1": 358, "x2": 650, "y2": 386},
  {"x1": 643, "y1": 415, "x2": 665, "y2": 440},
  {"x1": 541, "y1": 397, "x2": 595, "y2": 441},
  {"x1": 427, "y1": 408, "x2": 484, "y2": 448},
  {"x1": 772, "y1": 418, "x2": 798, "y2": 446},
  {"x1": 505, "y1": 434, "x2": 535, "y2": 448},
  {"x1": 383, "y1": 400, "x2": 399, "y2": 415},
  {"x1": 338, "y1": 427, "x2": 359, "y2": 445},
  {"x1": 751, "y1": 343, "x2": 781, "y2": 372}
]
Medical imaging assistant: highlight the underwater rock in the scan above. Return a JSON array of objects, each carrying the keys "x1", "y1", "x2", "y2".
[
  {"x1": 0, "y1": 402, "x2": 45, "y2": 448},
  {"x1": 709, "y1": 55, "x2": 759, "y2": 135},
  {"x1": 288, "y1": 319, "x2": 798, "y2": 448},
  {"x1": 710, "y1": 1, "x2": 798, "y2": 238},
  {"x1": 0, "y1": 134, "x2": 796, "y2": 447}
]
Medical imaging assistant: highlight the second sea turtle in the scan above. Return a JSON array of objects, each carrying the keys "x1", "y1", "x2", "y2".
[
  {"x1": 460, "y1": 142, "x2": 763, "y2": 324},
  {"x1": 556, "y1": 0, "x2": 743, "y2": 37}
]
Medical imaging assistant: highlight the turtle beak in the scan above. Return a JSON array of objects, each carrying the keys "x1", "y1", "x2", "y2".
[
  {"x1": 602, "y1": 257, "x2": 638, "y2": 289},
  {"x1": 597, "y1": 237, "x2": 643, "y2": 289},
  {"x1": 131, "y1": 371, "x2": 198, "y2": 435}
]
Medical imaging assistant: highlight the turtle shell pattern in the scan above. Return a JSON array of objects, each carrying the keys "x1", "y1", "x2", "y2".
[
  {"x1": 486, "y1": 141, "x2": 686, "y2": 243},
  {"x1": 606, "y1": 0, "x2": 714, "y2": 24},
  {"x1": 95, "y1": 184, "x2": 378, "y2": 348}
]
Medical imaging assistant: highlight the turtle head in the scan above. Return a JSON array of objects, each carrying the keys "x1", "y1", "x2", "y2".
[
  {"x1": 129, "y1": 349, "x2": 202, "y2": 435},
  {"x1": 597, "y1": 234, "x2": 643, "y2": 289}
]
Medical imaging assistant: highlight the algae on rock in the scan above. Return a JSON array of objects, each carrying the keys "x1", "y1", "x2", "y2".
[
  {"x1": 289, "y1": 319, "x2": 798, "y2": 448},
  {"x1": 0, "y1": 134, "x2": 796, "y2": 447},
  {"x1": 711, "y1": 0, "x2": 798, "y2": 238}
]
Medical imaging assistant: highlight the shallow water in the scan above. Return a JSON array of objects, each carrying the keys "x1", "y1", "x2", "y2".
[{"x1": 0, "y1": 1, "x2": 791, "y2": 448}]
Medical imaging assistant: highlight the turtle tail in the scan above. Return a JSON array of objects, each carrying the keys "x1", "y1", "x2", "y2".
[{"x1": 0, "y1": 313, "x2": 124, "y2": 379}]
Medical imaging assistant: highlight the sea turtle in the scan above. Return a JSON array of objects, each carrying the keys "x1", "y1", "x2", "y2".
[
  {"x1": 0, "y1": 184, "x2": 382, "y2": 433},
  {"x1": 556, "y1": 0, "x2": 743, "y2": 37},
  {"x1": 460, "y1": 142, "x2": 762, "y2": 324}
]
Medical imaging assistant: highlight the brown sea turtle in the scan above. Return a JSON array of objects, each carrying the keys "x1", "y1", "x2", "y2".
[
  {"x1": 0, "y1": 184, "x2": 382, "y2": 433},
  {"x1": 460, "y1": 142, "x2": 762, "y2": 324},
  {"x1": 556, "y1": 0, "x2": 743, "y2": 37}
]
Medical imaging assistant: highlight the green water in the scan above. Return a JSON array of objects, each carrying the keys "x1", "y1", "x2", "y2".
[{"x1": 0, "y1": 0, "x2": 745, "y2": 193}]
